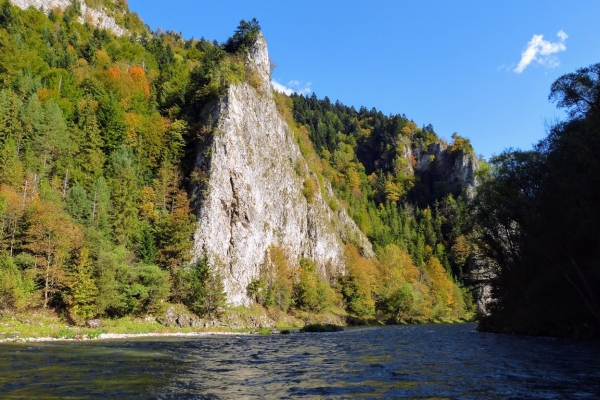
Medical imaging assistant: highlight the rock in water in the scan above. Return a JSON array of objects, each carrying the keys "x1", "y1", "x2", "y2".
[{"x1": 191, "y1": 34, "x2": 373, "y2": 306}]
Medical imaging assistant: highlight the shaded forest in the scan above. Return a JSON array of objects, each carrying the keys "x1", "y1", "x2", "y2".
[{"x1": 475, "y1": 63, "x2": 600, "y2": 339}]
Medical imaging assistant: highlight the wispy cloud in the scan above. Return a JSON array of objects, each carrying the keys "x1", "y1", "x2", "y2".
[
  {"x1": 514, "y1": 30, "x2": 568, "y2": 73},
  {"x1": 271, "y1": 80, "x2": 312, "y2": 95}
]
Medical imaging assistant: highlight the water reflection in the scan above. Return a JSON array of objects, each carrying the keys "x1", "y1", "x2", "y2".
[{"x1": 1, "y1": 323, "x2": 599, "y2": 399}]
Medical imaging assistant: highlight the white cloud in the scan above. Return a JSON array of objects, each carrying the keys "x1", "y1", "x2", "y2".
[
  {"x1": 514, "y1": 30, "x2": 568, "y2": 73},
  {"x1": 271, "y1": 80, "x2": 312, "y2": 95}
]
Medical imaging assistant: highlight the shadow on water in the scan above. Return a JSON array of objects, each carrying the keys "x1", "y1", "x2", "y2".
[{"x1": 1, "y1": 323, "x2": 600, "y2": 399}]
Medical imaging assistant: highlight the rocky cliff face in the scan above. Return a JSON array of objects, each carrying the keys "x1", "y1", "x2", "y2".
[
  {"x1": 409, "y1": 142, "x2": 480, "y2": 199},
  {"x1": 10, "y1": 0, "x2": 126, "y2": 35},
  {"x1": 191, "y1": 35, "x2": 373, "y2": 306}
]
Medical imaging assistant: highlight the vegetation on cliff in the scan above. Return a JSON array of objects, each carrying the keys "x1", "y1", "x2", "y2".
[{"x1": 0, "y1": 1, "x2": 475, "y2": 329}]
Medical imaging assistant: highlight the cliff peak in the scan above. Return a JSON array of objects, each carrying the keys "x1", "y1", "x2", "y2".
[
  {"x1": 191, "y1": 34, "x2": 373, "y2": 306},
  {"x1": 247, "y1": 33, "x2": 271, "y2": 86}
]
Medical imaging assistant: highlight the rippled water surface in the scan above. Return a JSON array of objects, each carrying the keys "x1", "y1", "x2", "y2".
[{"x1": 1, "y1": 323, "x2": 600, "y2": 399}]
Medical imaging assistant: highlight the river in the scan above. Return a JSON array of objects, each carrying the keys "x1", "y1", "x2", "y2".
[{"x1": 1, "y1": 323, "x2": 599, "y2": 399}]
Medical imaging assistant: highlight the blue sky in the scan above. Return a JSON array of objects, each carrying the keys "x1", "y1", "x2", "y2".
[{"x1": 127, "y1": 0, "x2": 600, "y2": 159}]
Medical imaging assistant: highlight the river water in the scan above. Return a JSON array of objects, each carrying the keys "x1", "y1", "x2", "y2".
[{"x1": 1, "y1": 323, "x2": 599, "y2": 399}]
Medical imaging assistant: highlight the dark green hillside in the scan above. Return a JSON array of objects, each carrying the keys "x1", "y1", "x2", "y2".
[{"x1": 475, "y1": 63, "x2": 600, "y2": 339}]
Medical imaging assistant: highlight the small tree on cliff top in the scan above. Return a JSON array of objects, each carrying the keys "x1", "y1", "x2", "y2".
[{"x1": 224, "y1": 18, "x2": 261, "y2": 54}]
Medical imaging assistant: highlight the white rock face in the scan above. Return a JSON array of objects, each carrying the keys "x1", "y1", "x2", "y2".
[
  {"x1": 10, "y1": 0, "x2": 126, "y2": 36},
  {"x1": 192, "y1": 35, "x2": 373, "y2": 306}
]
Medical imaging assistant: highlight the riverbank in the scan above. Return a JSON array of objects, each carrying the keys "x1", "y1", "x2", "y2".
[
  {"x1": 0, "y1": 330, "x2": 254, "y2": 344},
  {"x1": 0, "y1": 303, "x2": 473, "y2": 344},
  {"x1": 0, "y1": 314, "x2": 258, "y2": 344},
  {"x1": 0, "y1": 305, "x2": 346, "y2": 343}
]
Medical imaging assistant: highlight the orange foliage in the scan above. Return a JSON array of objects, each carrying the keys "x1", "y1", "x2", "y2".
[
  {"x1": 129, "y1": 66, "x2": 145, "y2": 82},
  {"x1": 107, "y1": 67, "x2": 121, "y2": 80},
  {"x1": 129, "y1": 66, "x2": 151, "y2": 98},
  {"x1": 410, "y1": 155, "x2": 417, "y2": 167}
]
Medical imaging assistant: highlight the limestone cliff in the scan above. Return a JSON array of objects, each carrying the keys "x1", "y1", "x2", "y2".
[
  {"x1": 408, "y1": 141, "x2": 480, "y2": 200},
  {"x1": 191, "y1": 35, "x2": 373, "y2": 306},
  {"x1": 10, "y1": 0, "x2": 126, "y2": 35}
]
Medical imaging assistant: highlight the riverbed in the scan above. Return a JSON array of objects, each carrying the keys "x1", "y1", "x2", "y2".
[{"x1": 1, "y1": 323, "x2": 599, "y2": 398}]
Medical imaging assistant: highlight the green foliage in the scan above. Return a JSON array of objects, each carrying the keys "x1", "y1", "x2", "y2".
[
  {"x1": 0, "y1": 254, "x2": 34, "y2": 312},
  {"x1": 0, "y1": 2, "x2": 475, "y2": 328},
  {"x1": 248, "y1": 246, "x2": 293, "y2": 311},
  {"x1": 300, "y1": 323, "x2": 343, "y2": 333},
  {"x1": 290, "y1": 93, "x2": 475, "y2": 281},
  {"x1": 475, "y1": 62, "x2": 600, "y2": 338},
  {"x1": 224, "y1": 18, "x2": 261, "y2": 54},
  {"x1": 449, "y1": 132, "x2": 475, "y2": 156},
  {"x1": 64, "y1": 247, "x2": 97, "y2": 324},
  {"x1": 137, "y1": 221, "x2": 157, "y2": 264},
  {"x1": 187, "y1": 255, "x2": 226, "y2": 318}
]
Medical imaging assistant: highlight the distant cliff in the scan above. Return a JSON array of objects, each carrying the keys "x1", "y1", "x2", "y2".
[
  {"x1": 191, "y1": 35, "x2": 373, "y2": 306},
  {"x1": 410, "y1": 141, "x2": 480, "y2": 201},
  {"x1": 10, "y1": 0, "x2": 126, "y2": 35}
]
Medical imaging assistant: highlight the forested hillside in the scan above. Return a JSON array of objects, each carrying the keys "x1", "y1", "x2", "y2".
[
  {"x1": 474, "y1": 64, "x2": 600, "y2": 339},
  {"x1": 0, "y1": 1, "x2": 477, "y2": 328},
  {"x1": 289, "y1": 95, "x2": 478, "y2": 278}
]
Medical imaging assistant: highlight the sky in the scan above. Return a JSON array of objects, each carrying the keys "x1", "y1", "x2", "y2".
[{"x1": 127, "y1": 0, "x2": 600, "y2": 160}]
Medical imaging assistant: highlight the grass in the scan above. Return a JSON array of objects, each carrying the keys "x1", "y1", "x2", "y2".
[{"x1": 0, "y1": 310, "x2": 252, "y2": 342}]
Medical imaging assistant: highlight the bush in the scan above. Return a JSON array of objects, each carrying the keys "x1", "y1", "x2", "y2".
[
  {"x1": 186, "y1": 255, "x2": 226, "y2": 318},
  {"x1": 0, "y1": 255, "x2": 34, "y2": 312},
  {"x1": 300, "y1": 324, "x2": 343, "y2": 333},
  {"x1": 302, "y1": 177, "x2": 318, "y2": 203},
  {"x1": 248, "y1": 246, "x2": 293, "y2": 311}
]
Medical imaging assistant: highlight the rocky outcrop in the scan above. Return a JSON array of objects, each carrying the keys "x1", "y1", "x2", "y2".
[
  {"x1": 10, "y1": 0, "x2": 127, "y2": 36},
  {"x1": 191, "y1": 35, "x2": 373, "y2": 306},
  {"x1": 409, "y1": 141, "x2": 480, "y2": 199}
]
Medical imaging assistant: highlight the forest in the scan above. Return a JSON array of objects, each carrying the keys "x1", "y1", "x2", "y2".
[
  {"x1": 474, "y1": 63, "x2": 600, "y2": 338},
  {"x1": 0, "y1": 0, "x2": 596, "y2": 339},
  {"x1": 0, "y1": 1, "x2": 477, "y2": 327}
]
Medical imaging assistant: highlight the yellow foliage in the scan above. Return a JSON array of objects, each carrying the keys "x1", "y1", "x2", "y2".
[
  {"x1": 377, "y1": 244, "x2": 420, "y2": 290},
  {"x1": 342, "y1": 244, "x2": 379, "y2": 315},
  {"x1": 302, "y1": 177, "x2": 318, "y2": 203},
  {"x1": 346, "y1": 167, "x2": 361, "y2": 194},
  {"x1": 424, "y1": 256, "x2": 457, "y2": 313},
  {"x1": 139, "y1": 186, "x2": 157, "y2": 222},
  {"x1": 95, "y1": 50, "x2": 111, "y2": 69},
  {"x1": 124, "y1": 112, "x2": 140, "y2": 146},
  {"x1": 384, "y1": 180, "x2": 403, "y2": 203}
]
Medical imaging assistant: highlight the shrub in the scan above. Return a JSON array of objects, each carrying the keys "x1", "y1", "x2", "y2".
[
  {"x1": 300, "y1": 324, "x2": 343, "y2": 333},
  {"x1": 302, "y1": 177, "x2": 318, "y2": 203},
  {"x1": 0, "y1": 255, "x2": 34, "y2": 312},
  {"x1": 186, "y1": 255, "x2": 226, "y2": 318}
]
